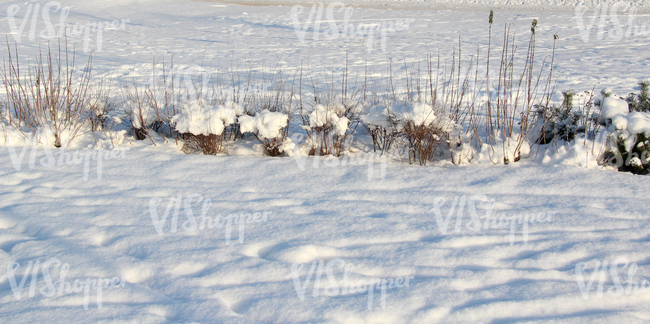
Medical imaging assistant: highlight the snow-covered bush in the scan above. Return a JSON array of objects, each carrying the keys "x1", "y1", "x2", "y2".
[
  {"x1": 122, "y1": 76, "x2": 194, "y2": 143},
  {"x1": 360, "y1": 104, "x2": 399, "y2": 154},
  {"x1": 601, "y1": 105, "x2": 650, "y2": 174},
  {"x1": 301, "y1": 102, "x2": 359, "y2": 156},
  {"x1": 393, "y1": 102, "x2": 441, "y2": 165},
  {"x1": 598, "y1": 96, "x2": 629, "y2": 124},
  {"x1": 239, "y1": 110, "x2": 293, "y2": 156},
  {"x1": 87, "y1": 96, "x2": 117, "y2": 132},
  {"x1": 171, "y1": 101, "x2": 238, "y2": 155},
  {"x1": 402, "y1": 110, "x2": 457, "y2": 165},
  {"x1": 361, "y1": 102, "x2": 458, "y2": 165},
  {"x1": 216, "y1": 101, "x2": 244, "y2": 140},
  {"x1": 360, "y1": 102, "x2": 467, "y2": 165},
  {"x1": 535, "y1": 91, "x2": 597, "y2": 144}
]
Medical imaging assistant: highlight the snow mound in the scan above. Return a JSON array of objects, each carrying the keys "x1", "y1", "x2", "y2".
[
  {"x1": 625, "y1": 112, "x2": 650, "y2": 135},
  {"x1": 239, "y1": 110, "x2": 289, "y2": 139},
  {"x1": 608, "y1": 109, "x2": 650, "y2": 136},
  {"x1": 309, "y1": 105, "x2": 349, "y2": 136},
  {"x1": 361, "y1": 102, "x2": 438, "y2": 128},
  {"x1": 360, "y1": 104, "x2": 392, "y2": 128},
  {"x1": 172, "y1": 102, "x2": 238, "y2": 136},
  {"x1": 393, "y1": 102, "x2": 436, "y2": 126},
  {"x1": 599, "y1": 97, "x2": 629, "y2": 122}
]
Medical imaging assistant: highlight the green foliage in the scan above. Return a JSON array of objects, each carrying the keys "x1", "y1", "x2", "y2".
[
  {"x1": 626, "y1": 80, "x2": 650, "y2": 112},
  {"x1": 536, "y1": 90, "x2": 586, "y2": 144},
  {"x1": 604, "y1": 131, "x2": 650, "y2": 175}
]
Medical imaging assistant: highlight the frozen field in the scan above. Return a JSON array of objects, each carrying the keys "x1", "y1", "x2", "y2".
[{"x1": 1, "y1": 0, "x2": 650, "y2": 323}]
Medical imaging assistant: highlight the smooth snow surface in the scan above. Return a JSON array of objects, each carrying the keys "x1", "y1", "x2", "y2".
[
  {"x1": 2, "y1": 0, "x2": 649, "y2": 95},
  {"x1": 1, "y1": 145, "x2": 650, "y2": 323},
  {"x1": 199, "y1": 0, "x2": 650, "y2": 12},
  {"x1": 1, "y1": 0, "x2": 650, "y2": 323}
]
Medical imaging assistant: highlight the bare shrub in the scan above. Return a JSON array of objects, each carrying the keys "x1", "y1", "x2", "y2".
[
  {"x1": 2, "y1": 39, "x2": 93, "y2": 147},
  {"x1": 179, "y1": 132, "x2": 225, "y2": 155},
  {"x1": 87, "y1": 76, "x2": 117, "y2": 132},
  {"x1": 122, "y1": 81, "x2": 156, "y2": 143},
  {"x1": 484, "y1": 17, "x2": 557, "y2": 164},
  {"x1": 402, "y1": 121, "x2": 448, "y2": 166},
  {"x1": 121, "y1": 56, "x2": 187, "y2": 145}
]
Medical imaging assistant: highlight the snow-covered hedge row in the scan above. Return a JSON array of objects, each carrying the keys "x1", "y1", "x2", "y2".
[
  {"x1": 360, "y1": 102, "x2": 468, "y2": 165},
  {"x1": 3, "y1": 70, "x2": 649, "y2": 175},
  {"x1": 170, "y1": 101, "x2": 291, "y2": 156}
]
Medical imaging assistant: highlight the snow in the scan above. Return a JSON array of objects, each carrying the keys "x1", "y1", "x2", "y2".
[
  {"x1": 239, "y1": 110, "x2": 289, "y2": 139},
  {"x1": 172, "y1": 102, "x2": 238, "y2": 136},
  {"x1": 626, "y1": 112, "x2": 650, "y2": 135},
  {"x1": 1, "y1": 145, "x2": 649, "y2": 323},
  {"x1": 608, "y1": 108, "x2": 650, "y2": 142},
  {"x1": 0, "y1": 0, "x2": 650, "y2": 322},
  {"x1": 600, "y1": 97, "x2": 630, "y2": 123},
  {"x1": 196, "y1": 0, "x2": 650, "y2": 12},
  {"x1": 360, "y1": 104, "x2": 391, "y2": 128},
  {"x1": 308, "y1": 105, "x2": 350, "y2": 136},
  {"x1": 393, "y1": 102, "x2": 437, "y2": 127}
]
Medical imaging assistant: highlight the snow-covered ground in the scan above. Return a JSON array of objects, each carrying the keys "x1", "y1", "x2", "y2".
[
  {"x1": 2, "y1": 143, "x2": 650, "y2": 323},
  {"x1": 206, "y1": 0, "x2": 650, "y2": 12},
  {"x1": 1, "y1": 0, "x2": 650, "y2": 323},
  {"x1": 1, "y1": 0, "x2": 648, "y2": 94}
]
